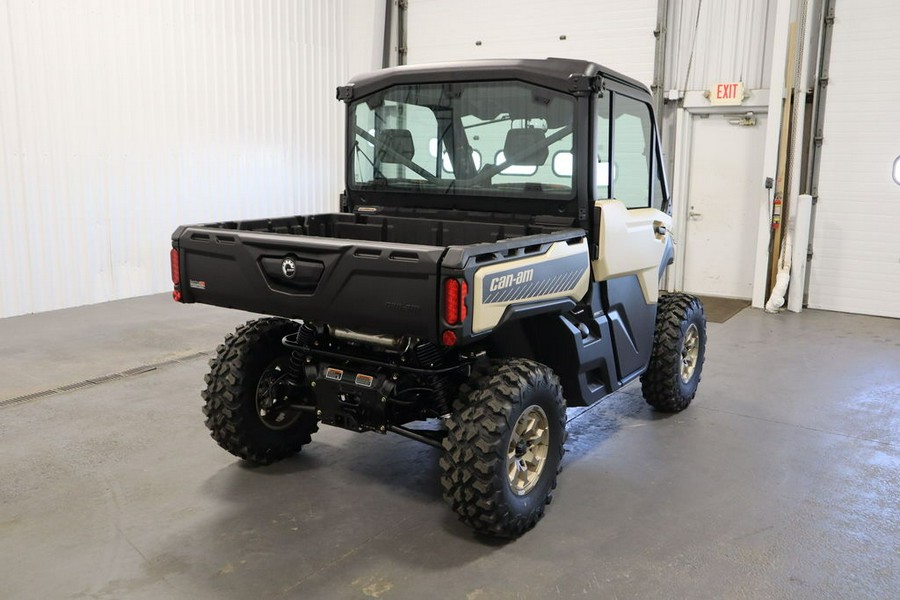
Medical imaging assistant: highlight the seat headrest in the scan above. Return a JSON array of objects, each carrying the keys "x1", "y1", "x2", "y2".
[
  {"x1": 376, "y1": 129, "x2": 415, "y2": 163},
  {"x1": 503, "y1": 128, "x2": 548, "y2": 166}
]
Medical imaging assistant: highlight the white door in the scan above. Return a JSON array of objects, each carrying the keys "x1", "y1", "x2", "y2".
[
  {"x1": 406, "y1": 0, "x2": 658, "y2": 86},
  {"x1": 807, "y1": 0, "x2": 900, "y2": 318},
  {"x1": 681, "y1": 113, "x2": 768, "y2": 299}
]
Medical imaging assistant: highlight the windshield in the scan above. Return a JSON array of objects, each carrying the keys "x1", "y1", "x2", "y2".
[{"x1": 348, "y1": 81, "x2": 575, "y2": 199}]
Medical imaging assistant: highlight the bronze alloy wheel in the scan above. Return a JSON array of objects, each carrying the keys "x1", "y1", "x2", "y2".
[
  {"x1": 506, "y1": 405, "x2": 551, "y2": 496},
  {"x1": 680, "y1": 323, "x2": 701, "y2": 383}
]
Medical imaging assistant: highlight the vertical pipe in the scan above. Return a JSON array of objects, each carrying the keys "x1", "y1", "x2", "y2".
[
  {"x1": 801, "y1": 0, "x2": 835, "y2": 306},
  {"x1": 381, "y1": 0, "x2": 393, "y2": 68},
  {"x1": 805, "y1": 0, "x2": 834, "y2": 198},
  {"x1": 397, "y1": 0, "x2": 408, "y2": 66}
]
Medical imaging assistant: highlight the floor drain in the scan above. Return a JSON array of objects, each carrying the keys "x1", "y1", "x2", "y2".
[{"x1": 0, "y1": 351, "x2": 212, "y2": 409}]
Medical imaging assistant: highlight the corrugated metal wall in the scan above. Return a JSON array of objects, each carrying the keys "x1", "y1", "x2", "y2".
[
  {"x1": 0, "y1": 0, "x2": 382, "y2": 318},
  {"x1": 665, "y1": 0, "x2": 775, "y2": 92}
]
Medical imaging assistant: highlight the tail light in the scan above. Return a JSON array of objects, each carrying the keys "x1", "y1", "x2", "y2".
[
  {"x1": 444, "y1": 278, "x2": 460, "y2": 325},
  {"x1": 170, "y1": 248, "x2": 182, "y2": 302},
  {"x1": 170, "y1": 248, "x2": 180, "y2": 285},
  {"x1": 442, "y1": 277, "x2": 469, "y2": 346}
]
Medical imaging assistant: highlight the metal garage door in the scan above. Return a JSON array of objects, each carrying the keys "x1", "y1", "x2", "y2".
[
  {"x1": 406, "y1": 0, "x2": 659, "y2": 86},
  {"x1": 808, "y1": 1, "x2": 900, "y2": 318}
]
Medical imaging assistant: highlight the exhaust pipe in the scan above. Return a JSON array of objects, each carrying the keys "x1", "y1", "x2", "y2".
[{"x1": 328, "y1": 326, "x2": 408, "y2": 350}]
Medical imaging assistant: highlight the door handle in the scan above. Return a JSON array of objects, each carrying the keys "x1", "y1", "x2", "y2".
[{"x1": 689, "y1": 210, "x2": 702, "y2": 218}]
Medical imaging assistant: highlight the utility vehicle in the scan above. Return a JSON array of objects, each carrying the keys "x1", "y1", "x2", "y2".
[{"x1": 170, "y1": 58, "x2": 707, "y2": 538}]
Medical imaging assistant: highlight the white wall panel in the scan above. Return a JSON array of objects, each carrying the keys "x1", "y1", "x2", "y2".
[
  {"x1": 665, "y1": 0, "x2": 775, "y2": 92},
  {"x1": 0, "y1": 0, "x2": 383, "y2": 318},
  {"x1": 407, "y1": 0, "x2": 658, "y2": 86},
  {"x1": 807, "y1": 0, "x2": 900, "y2": 318}
]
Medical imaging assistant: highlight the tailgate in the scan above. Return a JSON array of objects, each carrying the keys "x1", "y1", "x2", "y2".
[{"x1": 172, "y1": 225, "x2": 445, "y2": 340}]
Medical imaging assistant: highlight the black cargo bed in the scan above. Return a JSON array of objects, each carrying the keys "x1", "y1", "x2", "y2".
[{"x1": 172, "y1": 212, "x2": 577, "y2": 343}]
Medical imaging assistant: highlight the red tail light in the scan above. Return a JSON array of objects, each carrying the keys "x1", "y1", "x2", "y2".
[
  {"x1": 444, "y1": 278, "x2": 460, "y2": 325},
  {"x1": 443, "y1": 277, "x2": 469, "y2": 331},
  {"x1": 170, "y1": 248, "x2": 180, "y2": 286},
  {"x1": 170, "y1": 248, "x2": 182, "y2": 302},
  {"x1": 441, "y1": 330, "x2": 458, "y2": 346}
]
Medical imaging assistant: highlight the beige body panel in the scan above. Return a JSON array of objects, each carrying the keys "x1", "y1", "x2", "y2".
[
  {"x1": 472, "y1": 239, "x2": 591, "y2": 334},
  {"x1": 592, "y1": 200, "x2": 672, "y2": 303}
]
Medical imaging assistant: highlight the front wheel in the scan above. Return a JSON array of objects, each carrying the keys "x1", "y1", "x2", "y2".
[
  {"x1": 641, "y1": 293, "x2": 707, "y2": 412},
  {"x1": 440, "y1": 359, "x2": 566, "y2": 538},
  {"x1": 202, "y1": 318, "x2": 318, "y2": 465}
]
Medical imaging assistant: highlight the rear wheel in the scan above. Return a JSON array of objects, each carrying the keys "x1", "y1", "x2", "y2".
[
  {"x1": 440, "y1": 359, "x2": 566, "y2": 538},
  {"x1": 202, "y1": 318, "x2": 318, "y2": 465},
  {"x1": 641, "y1": 293, "x2": 707, "y2": 412}
]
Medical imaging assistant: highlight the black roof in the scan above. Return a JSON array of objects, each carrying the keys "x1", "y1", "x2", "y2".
[{"x1": 339, "y1": 57, "x2": 649, "y2": 101}]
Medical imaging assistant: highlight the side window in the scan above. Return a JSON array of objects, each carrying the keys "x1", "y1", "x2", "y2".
[
  {"x1": 612, "y1": 94, "x2": 651, "y2": 208},
  {"x1": 594, "y1": 94, "x2": 610, "y2": 199}
]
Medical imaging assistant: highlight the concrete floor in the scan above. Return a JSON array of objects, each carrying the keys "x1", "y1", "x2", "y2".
[{"x1": 1, "y1": 294, "x2": 898, "y2": 599}]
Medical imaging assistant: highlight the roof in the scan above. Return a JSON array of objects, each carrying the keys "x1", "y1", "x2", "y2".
[{"x1": 339, "y1": 57, "x2": 649, "y2": 101}]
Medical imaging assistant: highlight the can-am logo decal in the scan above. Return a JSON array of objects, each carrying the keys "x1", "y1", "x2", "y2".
[
  {"x1": 489, "y1": 269, "x2": 534, "y2": 291},
  {"x1": 481, "y1": 254, "x2": 587, "y2": 304},
  {"x1": 281, "y1": 257, "x2": 296, "y2": 278}
]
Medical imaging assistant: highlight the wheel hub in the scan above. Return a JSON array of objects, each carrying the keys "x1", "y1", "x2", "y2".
[
  {"x1": 680, "y1": 323, "x2": 700, "y2": 383},
  {"x1": 506, "y1": 405, "x2": 550, "y2": 496},
  {"x1": 255, "y1": 359, "x2": 305, "y2": 431},
  {"x1": 514, "y1": 440, "x2": 528, "y2": 457}
]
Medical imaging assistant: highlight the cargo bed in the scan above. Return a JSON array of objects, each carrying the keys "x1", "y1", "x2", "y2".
[{"x1": 172, "y1": 212, "x2": 581, "y2": 343}]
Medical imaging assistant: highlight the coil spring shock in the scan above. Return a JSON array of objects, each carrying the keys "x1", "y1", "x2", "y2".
[{"x1": 287, "y1": 322, "x2": 316, "y2": 385}]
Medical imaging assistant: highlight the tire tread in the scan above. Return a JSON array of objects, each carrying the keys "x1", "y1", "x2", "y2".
[
  {"x1": 641, "y1": 293, "x2": 706, "y2": 412},
  {"x1": 440, "y1": 359, "x2": 566, "y2": 538},
  {"x1": 202, "y1": 318, "x2": 317, "y2": 465}
]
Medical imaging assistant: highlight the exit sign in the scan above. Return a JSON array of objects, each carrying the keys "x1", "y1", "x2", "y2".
[{"x1": 708, "y1": 82, "x2": 745, "y2": 106}]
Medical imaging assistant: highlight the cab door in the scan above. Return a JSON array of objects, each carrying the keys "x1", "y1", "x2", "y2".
[{"x1": 591, "y1": 87, "x2": 672, "y2": 381}]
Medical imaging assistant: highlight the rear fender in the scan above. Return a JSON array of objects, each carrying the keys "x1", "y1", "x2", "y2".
[{"x1": 469, "y1": 238, "x2": 591, "y2": 334}]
